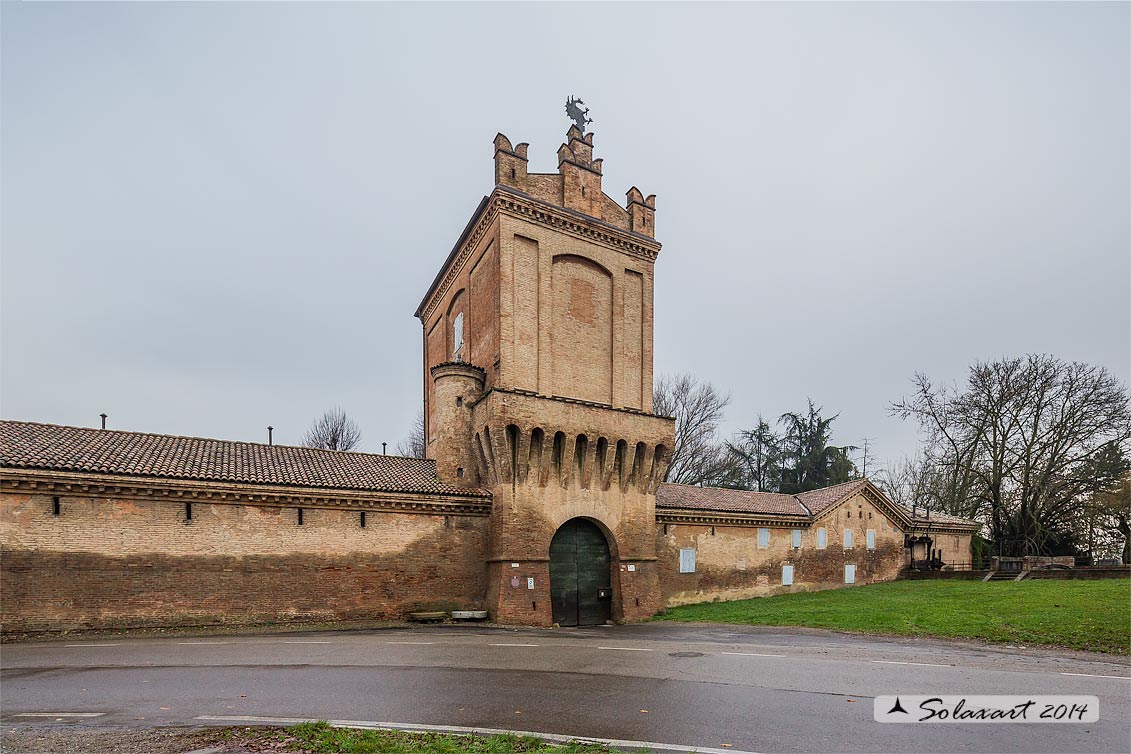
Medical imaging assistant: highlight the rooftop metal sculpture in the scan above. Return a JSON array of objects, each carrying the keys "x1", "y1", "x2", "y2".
[{"x1": 565, "y1": 96, "x2": 592, "y2": 132}]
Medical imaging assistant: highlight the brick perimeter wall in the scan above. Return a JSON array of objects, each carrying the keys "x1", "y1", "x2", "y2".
[
  {"x1": 1025, "y1": 567, "x2": 1131, "y2": 580},
  {"x1": 1, "y1": 491, "x2": 489, "y2": 633}
]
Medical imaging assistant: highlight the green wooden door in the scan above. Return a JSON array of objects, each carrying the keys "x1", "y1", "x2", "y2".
[{"x1": 549, "y1": 518, "x2": 612, "y2": 627}]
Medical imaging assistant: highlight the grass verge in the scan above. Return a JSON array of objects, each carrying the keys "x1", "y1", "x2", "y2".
[
  {"x1": 656, "y1": 578, "x2": 1131, "y2": 654},
  {"x1": 231, "y1": 722, "x2": 627, "y2": 753}
]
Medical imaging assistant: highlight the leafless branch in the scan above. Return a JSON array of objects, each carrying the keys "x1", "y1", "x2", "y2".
[
  {"x1": 395, "y1": 407, "x2": 426, "y2": 459},
  {"x1": 654, "y1": 373, "x2": 735, "y2": 486},
  {"x1": 301, "y1": 407, "x2": 362, "y2": 452}
]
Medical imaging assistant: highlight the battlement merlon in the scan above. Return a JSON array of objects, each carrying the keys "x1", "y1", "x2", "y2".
[
  {"x1": 493, "y1": 133, "x2": 529, "y2": 188},
  {"x1": 626, "y1": 187, "x2": 656, "y2": 237},
  {"x1": 492, "y1": 128, "x2": 656, "y2": 239}
]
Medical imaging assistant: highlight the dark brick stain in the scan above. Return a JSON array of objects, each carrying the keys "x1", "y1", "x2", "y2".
[{"x1": 657, "y1": 531, "x2": 906, "y2": 602}]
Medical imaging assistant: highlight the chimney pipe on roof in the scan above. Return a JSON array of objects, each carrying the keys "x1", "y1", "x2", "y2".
[
  {"x1": 268, "y1": 426, "x2": 274, "y2": 446},
  {"x1": 99, "y1": 413, "x2": 107, "y2": 430},
  {"x1": 382, "y1": 442, "x2": 387, "y2": 455}
]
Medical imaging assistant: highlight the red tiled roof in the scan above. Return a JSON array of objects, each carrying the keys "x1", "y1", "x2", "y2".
[
  {"x1": 657, "y1": 483, "x2": 810, "y2": 517},
  {"x1": 795, "y1": 479, "x2": 869, "y2": 515},
  {"x1": 901, "y1": 505, "x2": 980, "y2": 527},
  {"x1": 0, "y1": 420, "x2": 490, "y2": 498},
  {"x1": 657, "y1": 477, "x2": 983, "y2": 528},
  {"x1": 658, "y1": 479, "x2": 869, "y2": 518}
]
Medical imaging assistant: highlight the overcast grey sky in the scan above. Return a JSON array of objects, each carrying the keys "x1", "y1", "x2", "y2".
[{"x1": 2, "y1": 2, "x2": 1128, "y2": 469}]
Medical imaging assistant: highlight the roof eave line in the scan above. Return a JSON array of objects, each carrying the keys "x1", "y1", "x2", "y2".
[{"x1": 794, "y1": 495, "x2": 812, "y2": 515}]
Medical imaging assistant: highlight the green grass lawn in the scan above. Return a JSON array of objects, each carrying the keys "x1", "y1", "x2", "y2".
[
  {"x1": 230, "y1": 722, "x2": 624, "y2": 753},
  {"x1": 656, "y1": 579, "x2": 1131, "y2": 654}
]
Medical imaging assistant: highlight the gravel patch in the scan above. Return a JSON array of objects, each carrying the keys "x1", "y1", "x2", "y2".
[{"x1": 0, "y1": 726, "x2": 244, "y2": 754}]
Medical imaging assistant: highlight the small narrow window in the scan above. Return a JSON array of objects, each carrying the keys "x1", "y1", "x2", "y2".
[
  {"x1": 51, "y1": 496, "x2": 61, "y2": 516},
  {"x1": 456, "y1": 467, "x2": 464, "y2": 478},
  {"x1": 866, "y1": 529, "x2": 876, "y2": 550},
  {"x1": 185, "y1": 501, "x2": 193, "y2": 521},
  {"x1": 758, "y1": 528, "x2": 770, "y2": 548},
  {"x1": 844, "y1": 530, "x2": 854, "y2": 549},
  {"x1": 452, "y1": 311, "x2": 465, "y2": 360},
  {"x1": 360, "y1": 511, "x2": 367, "y2": 528},
  {"x1": 456, "y1": 396, "x2": 463, "y2": 407},
  {"x1": 679, "y1": 548, "x2": 696, "y2": 574},
  {"x1": 792, "y1": 529, "x2": 802, "y2": 549},
  {"x1": 844, "y1": 564, "x2": 856, "y2": 584},
  {"x1": 297, "y1": 508, "x2": 304, "y2": 525},
  {"x1": 817, "y1": 527, "x2": 827, "y2": 549},
  {"x1": 782, "y1": 564, "x2": 794, "y2": 586}
]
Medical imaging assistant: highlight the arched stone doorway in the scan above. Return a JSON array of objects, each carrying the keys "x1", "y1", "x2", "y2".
[{"x1": 549, "y1": 518, "x2": 613, "y2": 626}]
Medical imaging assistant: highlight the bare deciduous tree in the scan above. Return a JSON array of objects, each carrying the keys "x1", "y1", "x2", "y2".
[
  {"x1": 301, "y1": 407, "x2": 362, "y2": 451},
  {"x1": 874, "y1": 453, "x2": 946, "y2": 510},
  {"x1": 654, "y1": 373, "x2": 736, "y2": 486},
  {"x1": 892, "y1": 355, "x2": 1131, "y2": 555},
  {"x1": 395, "y1": 407, "x2": 426, "y2": 459},
  {"x1": 857, "y1": 437, "x2": 877, "y2": 478}
]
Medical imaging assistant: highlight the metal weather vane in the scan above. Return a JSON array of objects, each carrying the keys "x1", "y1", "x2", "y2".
[{"x1": 565, "y1": 96, "x2": 593, "y2": 131}]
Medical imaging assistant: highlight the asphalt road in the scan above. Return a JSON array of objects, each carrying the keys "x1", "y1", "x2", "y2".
[{"x1": 2, "y1": 623, "x2": 1129, "y2": 753}]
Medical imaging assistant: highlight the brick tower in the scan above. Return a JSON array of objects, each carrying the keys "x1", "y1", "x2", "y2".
[{"x1": 415, "y1": 121, "x2": 675, "y2": 626}]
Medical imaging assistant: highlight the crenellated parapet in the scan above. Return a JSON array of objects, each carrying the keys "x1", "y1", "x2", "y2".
[
  {"x1": 557, "y1": 125, "x2": 600, "y2": 174},
  {"x1": 493, "y1": 133, "x2": 529, "y2": 189},
  {"x1": 468, "y1": 389, "x2": 674, "y2": 494},
  {"x1": 626, "y1": 187, "x2": 657, "y2": 237},
  {"x1": 473, "y1": 423, "x2": 670, "y2": 495},
  {"x1": 492, "y1": 127, "x2": 656, "y2": 238}
]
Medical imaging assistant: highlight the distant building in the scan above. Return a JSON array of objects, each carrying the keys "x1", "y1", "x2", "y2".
[{"x1": 0, "y1": 124, "x2": 978, "y2": 634}]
